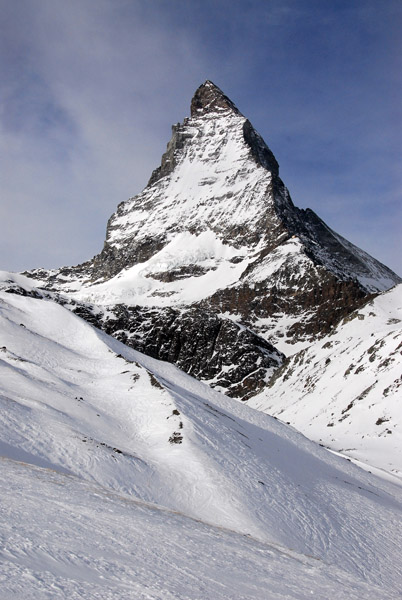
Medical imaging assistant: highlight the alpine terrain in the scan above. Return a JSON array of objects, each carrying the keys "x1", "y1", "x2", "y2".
[
  {"x1": 26, "y1": 81, "x2": 400, "y2": 394},
  {"x1": 1, "y1": 81, "x2": 401, "y2": 598}
]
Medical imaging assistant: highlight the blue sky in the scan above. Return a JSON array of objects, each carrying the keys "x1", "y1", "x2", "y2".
[{"x1": 1, "y1": 0, "x2": 401, "y2": 274}]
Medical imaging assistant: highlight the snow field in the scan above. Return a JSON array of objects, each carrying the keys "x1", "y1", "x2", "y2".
[
  {"x1": 249, "y1": 284, "x2": 402, "y2": 479},
  {"x1": 73, "y1": 229, "x2": 253, "y2": 307},
  {"x1": 1, "y1": 283, "x2": 402, "y2": 597},
  {"x1": 2, "y1": 458, "x2": 392, "y2": 600}
]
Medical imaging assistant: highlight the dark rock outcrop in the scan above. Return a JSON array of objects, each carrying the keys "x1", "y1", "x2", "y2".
[
  {"x1": 190, "y1": 80, "x2": 241, "y2": 117},
  {"x1": 72, "y1": 302, "x2": 284, "y2": 400},
  {"x1": 243, "y1": 119, "x2": 279, "y2": 176}
]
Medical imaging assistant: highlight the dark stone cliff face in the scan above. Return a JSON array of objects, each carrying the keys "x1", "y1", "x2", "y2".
[
  {"x1": 190, "y1": 80, "x2": 241, "y2": 117},
  {"x1": 147, "y1": 121, "x2": 194, "y2": 188},
  {"x1": 67, "y1": 268, "x2": 369, "y2": 399},
  {"x1": 243, "y1": 119, "x2": 279, "y2": 176},
  {"x1": 91, "y1": 234, "x2": 167, "y2": 282},
  {"x1": 200, "y1": 275, "x2": 370, "y2": 343},
  {"x1": 72, "y1": 303, "x2": 284, "y2": 400}
]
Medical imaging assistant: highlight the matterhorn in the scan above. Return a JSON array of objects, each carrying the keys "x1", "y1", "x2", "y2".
[{"x1": 25, "y1": 80, "x2": 400, "y2": 398}]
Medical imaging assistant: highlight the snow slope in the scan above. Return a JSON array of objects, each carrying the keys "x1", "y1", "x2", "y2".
[
  {"x1": 71, "y1": 229, "x2": 254, "y2": 308},
  {"x1": 2, "y1": 458, "x2": 394, "y2": 600},
  {"x1": 1, "y1": 273, "x2": 402, "y2": 597},
  {"x1": 248, "y1": 284, "x2": 402, "y2": 479}
]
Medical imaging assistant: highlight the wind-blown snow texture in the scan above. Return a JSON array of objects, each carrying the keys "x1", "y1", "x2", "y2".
[{"x1": 0, "y1": 278, "x2": 401, "y2": 598}]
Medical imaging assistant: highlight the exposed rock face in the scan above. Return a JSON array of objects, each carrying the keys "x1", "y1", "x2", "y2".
[
  {"x1": 201, "y1": 275, "x2": 371, "y2": 343},
  {"x1": 71, "y1": 302, "x2": 283, "y2": 400},
  {"x1": 190, "y1": 80, "x2": 241, "y2": 117},
  {"x1": 242, "y1": 119, "x2": 279, "y2": 176},
  {"x1": 147, "y1": 121, "x2": 194, "y2": 188},
  {"x1": 25, "y1": 80, "x2": 401, "y2": 398}
]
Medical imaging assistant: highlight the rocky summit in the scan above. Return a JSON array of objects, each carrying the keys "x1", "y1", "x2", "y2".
[{"x1": 25, "y1": 80, "x2": 401, "y2": 398}]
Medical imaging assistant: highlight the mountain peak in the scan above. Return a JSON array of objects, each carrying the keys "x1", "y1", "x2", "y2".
[{"x1": 190, "y1": 80, "x2": 241, "y2": 117}]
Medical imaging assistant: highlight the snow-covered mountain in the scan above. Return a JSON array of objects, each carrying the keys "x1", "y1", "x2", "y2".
[
  {"x1": 247, "y1": 284, "x2": 402, "y2": 477},
  {"x1": 25, "y1": 80, "x2": 401, "y2": 400},
  {"x1": 1, "y1": 274, "x2": 401, "y2": 598},
  {"x1": 30, "y1": 81, "x2": 399, "y2": 299}
]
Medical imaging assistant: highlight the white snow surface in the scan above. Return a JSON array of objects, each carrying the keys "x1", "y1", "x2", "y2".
[
  {"x1": 248, "y1": 284, "x2": 402, "y2": 480},
  {"x1": 1, "y1": 275, "x2": 402, "y2": 598},
  {"x1": 56, "y1": 110, "x2": 278, "y2": 306},
  {"x1": 107, "y1": 112, "x2": 274, "y2": 248},
  {"x1": 2, "y1": 459, "x2": 394, "y2": 600},
  {"x1": 72, "y1": 229, "x2": 253, "y2": 307}
]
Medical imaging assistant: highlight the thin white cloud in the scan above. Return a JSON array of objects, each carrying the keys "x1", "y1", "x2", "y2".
[{"x1": 0, "y1": 0, "x2": 210, "y2": 269}]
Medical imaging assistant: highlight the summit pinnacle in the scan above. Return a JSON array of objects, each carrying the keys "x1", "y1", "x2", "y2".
[{"x1": 190, "y1": 80, "x2": 241, "y2": 117}]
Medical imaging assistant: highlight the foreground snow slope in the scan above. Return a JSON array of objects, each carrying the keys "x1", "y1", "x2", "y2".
[
  {"x1": 1, "y1": 273, "x2": 401, "y2": 596},
  {"x1": 248, "y1": 284, "x2": 402, "y2": 479},
  {"x1": 1, "y1": 458, "x2": 393, "y2": 600}
]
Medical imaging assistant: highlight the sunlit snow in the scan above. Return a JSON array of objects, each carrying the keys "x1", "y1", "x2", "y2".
[
  {"x1": 1, "y1": 276, "x2": 401, "y2": 597},
  {"x1": 248, "y1": 284, "x2": 402, "y2": 480}
]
